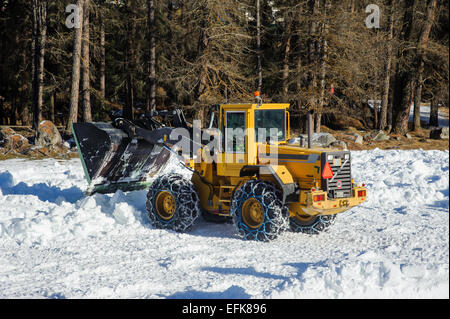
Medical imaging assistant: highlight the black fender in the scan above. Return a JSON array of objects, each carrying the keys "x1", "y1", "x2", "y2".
[{"x1": 239, "y1": 165, "x2": 299, "y2": 204}]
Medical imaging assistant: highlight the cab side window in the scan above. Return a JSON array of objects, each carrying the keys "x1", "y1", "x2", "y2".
[{"x1": 225, "y1": 111, "x2": 246, "y2": 153}]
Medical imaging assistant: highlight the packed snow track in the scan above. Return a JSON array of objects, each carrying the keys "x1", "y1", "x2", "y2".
[{"x1": 0, "y1": 149, "x2": 448, "y2": 298}]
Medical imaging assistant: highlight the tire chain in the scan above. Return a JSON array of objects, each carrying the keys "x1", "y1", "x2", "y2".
[
  {"x1": 231, "y1": 180, "x2": 289, "y2": 241},
  {"x1": 146, "y1": 173, "x2": 200, "y2": 232},
  {"x1": 289, "y1": 214, "x2": 336, "y2": 235}
]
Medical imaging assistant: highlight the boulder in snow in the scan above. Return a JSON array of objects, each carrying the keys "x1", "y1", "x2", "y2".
[
  {"x1": 372, "y1": 130, "x2": 390, "y2": 141},
  {"x1": 354, "y1": 135, "x2": 364, "y2": 144},
  {"x1": 35, "y1": 120, "x2": 67, "y2": 152},
  {"x1": 430, "y1": 127, "x2": 449, "y2": 140},
  {"x1": 0, "y1": 127, "x2": 16, "y2": 146},
  {"x1": 293, "y1": 133, "x2": 337, "y2": 148},
  {"x1": 330, "y1": 140, "x2": 348, "y2": 150},
  {"x1": 346, "y1": 132, "x2": 363, "y2": 144},
  {"x1": 1, "y1": 127, "x2": 32, "y2": 154},
  {"x1": 315, "y1": 133, "x2": 337, "y2": 147},
  {"x1": 4, "y1": 134, "x2": 31, "y2": 153}
]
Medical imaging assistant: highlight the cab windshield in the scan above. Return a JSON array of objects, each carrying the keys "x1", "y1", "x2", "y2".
[{"x1": 255, "y1": 109, "x2": 285, "y2": 142}]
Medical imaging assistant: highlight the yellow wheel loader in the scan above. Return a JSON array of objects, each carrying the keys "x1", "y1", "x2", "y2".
[{"x1": 72, "y1": 102, "x2": 367, "y2": 241}]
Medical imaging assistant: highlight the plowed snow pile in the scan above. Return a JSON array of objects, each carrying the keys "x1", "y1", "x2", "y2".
[{"x1": 0, "y1": 149, "x2": 448, "y2": 299}]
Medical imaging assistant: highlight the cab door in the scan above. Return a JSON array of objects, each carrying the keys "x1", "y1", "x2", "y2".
[{"x1": 217, "y1": 110, "x2": 248, "y2": 176}]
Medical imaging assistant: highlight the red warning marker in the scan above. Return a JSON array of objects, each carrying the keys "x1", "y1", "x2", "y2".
[{"x1": 322, "y1": 162, "x2": 334, "y2": 179}]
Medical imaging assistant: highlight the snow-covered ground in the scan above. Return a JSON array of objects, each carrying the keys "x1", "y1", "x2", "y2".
[{"x1": 0, "y1": 150, "x2": 448, "y2": 299}]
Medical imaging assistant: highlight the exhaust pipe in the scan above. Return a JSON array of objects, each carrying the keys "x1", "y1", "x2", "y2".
[{"x1": 307, "y1": 111, "x2": 313, "y2": 149}]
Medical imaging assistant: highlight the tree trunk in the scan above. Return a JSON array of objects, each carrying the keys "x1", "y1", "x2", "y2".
[
  {"x1": 124, "y1": 0, "x2": 136, "y2": 121},
  {"x1": 295, "y1": 6, "x2": 304, "y2": 133},
  {"x1": 10, "y1": 94, "x2": 17, "y2": 125},
  {"x1": 10, "y1": 32, "x2": 20, "y2": 126},
  {"x1": 0, "y1": 98, "x2": 4, "y2": 125},
  {"x1": 125, "y1": 78, "x2": 134, "y2": 120},
  {"x1": 20, "y1": 39, "x2": 31, "y2": 127},
  {"x1": 20, "y1": 18, "x2": 30, "y2": 127},
  {"x1": 148, "y1": 0, "x2": 156, "y2": 111},
  {"x1": 19, "y1": 33, "x2": 31, "y2": 126},
  {"x1": 31, "y1": 3, "x2": 36, "y2": 126},
  {"x1": 99, "y1": 5, "x2": 106, "y2": 112},
  {"x1": 373, "y1": 98, "x2": 378, "y2": 130},
  {"x1": 392, "y1": 0, "x2": 416, "y2": 135},
  {"x1": 429, "y1": 98, "x2": 438, "y2": 127},
  {"x1": 315, "y1": 0, "x2": 330, "y2": 133},
  {"x1": 37, "y1": 0, "x2": 47, "y2": 129},
  {"x1": 67, "y1": 0, "x2": 84, "y2": 131},
  {"x1": 32, "y1": 0, "x2": 47, "y2": 131},
  {"x1": 194, "y1": 26, "x2": 208, "y2": 102},
  {"x1": 412, "y1": 69, "x2": 423, "y2": 131},
  {"x1": 282, "y1": 21, "x2": 291, "y2": 99},
  {"x1": 307, "y1": 0, "x2": 319, "y2": 122},
  {"x1": 396, "y1": 78, "x2": 416, "y2": 134},
  {"x1": 314, "y1": 113, "x2": 321, "y2": 133},
  {"x1": 81, "y1": 0, "x2": 91, "y2": 122},
  {"x1": 413, "y1": 0, "x2": 437, "y2": 132},
  {"x1": 296, "y1": 56, "x2": 306, "y2": 133},
  {"x1": 387, "y1": 59, "x2": 398, "y2": 132},
  {"x1": 379, "y1": 0, "x2": 394, "y2": 130},
  {"x1": 196, "y1": 106, "x2": 205, "y2": 127},
  {"x1": 256, "y1": 0, "x2": 262, "y2": 92},
  {"x1": 50, "y1": 91, "x2": 55, "y2": 123},
  {"x1": 349, "y1": 0, "x2": 355, "y2": 13}
]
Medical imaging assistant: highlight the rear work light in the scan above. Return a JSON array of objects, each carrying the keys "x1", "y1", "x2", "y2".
[
  {"x1": 358, "y1": 190, "x2": 366, "y2": 197},
  {"x1": 313, "y1": 194, "x2": 325, "y2": 202}
]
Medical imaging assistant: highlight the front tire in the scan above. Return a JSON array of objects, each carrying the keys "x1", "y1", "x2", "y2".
[
  {"x1": 230, "y1": 180, "x2": 288, "y2": 241},
  {"x1": 146, "y1": 174, "x2": 200, "y2": 232}
]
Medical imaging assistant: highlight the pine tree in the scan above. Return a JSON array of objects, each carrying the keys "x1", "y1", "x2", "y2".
[
  {"x1": 31, "y1": 0, "x2": 48, "y2": 130},
  {"x1": 81, "y1": 0, "x2": 92, "y2": 122},
  {"x1": 67, "y1": 0, "x2": 84, "y2": 131}
]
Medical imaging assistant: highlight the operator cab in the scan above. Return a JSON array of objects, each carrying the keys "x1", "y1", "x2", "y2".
[
  {"x1": 218, "y1": 103, "x2": 290, "y2": 151},
  {"x1": 214, "y1": 103, "x2": 290, "y2": 175}
]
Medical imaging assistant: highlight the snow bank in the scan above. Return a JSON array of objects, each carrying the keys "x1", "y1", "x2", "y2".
[
  {"x1": 352, "y1": 149, "x2": 449, "y2": 210},
  {"x1": 264, "y1": 254, "x2": 448, "y2": 299},
  {"x1": 0, "y1": 155, "x2": 192, "y2": 245},
  {"x1": 0, "y1": 150, "x2": 448, "y2": 298}
]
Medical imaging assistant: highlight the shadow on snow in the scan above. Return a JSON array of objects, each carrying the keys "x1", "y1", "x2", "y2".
[{"x1": 0, "y1": 171, "x2": 83, "y2": 204}]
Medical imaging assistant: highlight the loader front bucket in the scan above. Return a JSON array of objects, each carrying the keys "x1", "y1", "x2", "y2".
[{"x1": 72, "y1": 122, "x2": 171, "y2": 195}]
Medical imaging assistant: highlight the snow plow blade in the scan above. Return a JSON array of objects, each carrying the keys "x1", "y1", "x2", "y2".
[{"x1": 72, "y1": 122, "x2": 171, "y2": 195}]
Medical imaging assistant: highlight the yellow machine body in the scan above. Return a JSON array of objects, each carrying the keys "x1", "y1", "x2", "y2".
[{"x1": 190, "y1": 103, "x2": 366, "y2": 220}]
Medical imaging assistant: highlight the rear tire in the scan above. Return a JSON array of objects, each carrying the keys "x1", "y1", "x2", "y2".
[
  {"x1": 289, "y1": 214, "x2": 336, "y2": 235},
  {"x1": 146, "y1": 174, "x2": 200, "y2": 232},
  {"x1": 230, "y1": 180, "x2": 289, "y2": 241}
]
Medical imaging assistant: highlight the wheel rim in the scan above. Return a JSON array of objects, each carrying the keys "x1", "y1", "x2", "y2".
[
  {"x1": 155, "y1": 191, "x2": 176, "y2": 220},
  {"x1": 241, "y1": 198, "x2": 264, "y2": 229}
]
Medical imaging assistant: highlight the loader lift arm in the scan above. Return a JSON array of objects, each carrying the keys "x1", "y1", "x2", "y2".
[{"x1": 110, "y1": 107, "x2": 218, "y2": 145}]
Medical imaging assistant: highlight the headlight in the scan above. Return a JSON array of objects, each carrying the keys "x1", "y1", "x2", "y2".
[
  {"x1": 327, "y1": 155, "x2": 334, "y2": 161},
  {"x1": 344, "y1": 153, "x2": 350, "y2": 160}
]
